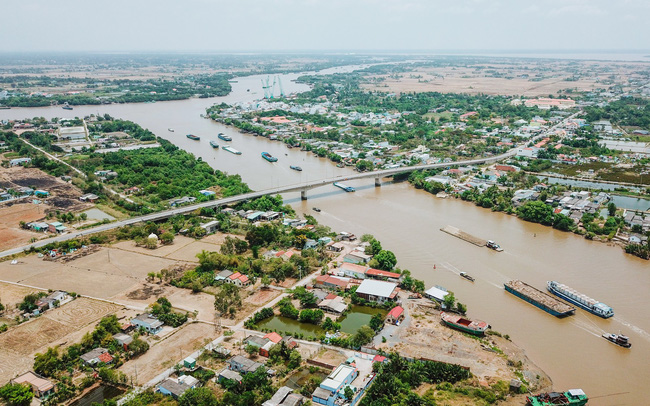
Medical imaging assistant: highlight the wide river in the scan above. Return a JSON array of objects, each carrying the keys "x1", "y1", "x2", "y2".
[{"x1": 2, "y1": 66, "x2": 649, "y2": 404}]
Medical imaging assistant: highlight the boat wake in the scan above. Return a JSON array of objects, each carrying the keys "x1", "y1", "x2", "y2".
[
  {"x1": 570, "y1": 317, "x2": 604, "y2": 338},
  {"x1": 613, "y1": 316, "x2": 650, "y2": 343}
]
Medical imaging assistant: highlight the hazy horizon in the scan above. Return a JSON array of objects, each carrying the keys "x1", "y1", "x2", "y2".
[{"x1": 2, "y1": 0, "x2": 649, "y2": 53}]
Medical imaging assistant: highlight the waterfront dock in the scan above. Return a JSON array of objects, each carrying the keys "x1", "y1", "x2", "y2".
[
  {"x1": 440, "y1": 225, "x2": 486, "y2": 247},
  {"x1": 505, "y1": 280, "x2": 575, "y2": 317}
]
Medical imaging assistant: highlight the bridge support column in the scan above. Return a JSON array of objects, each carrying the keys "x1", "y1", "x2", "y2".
[
  {"x1": 301, "y1": 189, "x2": 307, "y2": 200},
  {"x1": 375, "y1": 176, "x2": 381, "y2": 187}
]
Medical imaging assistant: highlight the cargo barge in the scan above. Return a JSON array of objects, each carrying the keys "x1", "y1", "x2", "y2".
[
  {"x1": 223, "y1": 146, "x2": 241, "y2": 155},
  {"x1": 333, "y1": 182, "x2": 355, "y2": 192},
  {"x1": 186, "y1": 134, "x2": 200, "y2": 141},
  {"x1": 209, "y1": 140, "x2": 219, "y2": 149},
  {"x1": 440, "y1": 225, "x2": 487, "y2": 247},
  {"x1": 261, "y1": 152, "x2": 278, "y2": 162},
  {"x1": 505, "y1": 280, "x2": 575, "y2": 317},
  {"x1": 218, "y1": 133, "x2": 232, "y2": 141},
  {"x1": 547, "y1": 281, "x2": 613, "y2": 318}
]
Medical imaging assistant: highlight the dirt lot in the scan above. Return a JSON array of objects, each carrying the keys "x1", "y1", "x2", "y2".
[
  {"x1": 0, "y1": 297, "x2": 121, "y2": 383},
  {"x1": 113, "y1": 283, "x2": 217, "y2": 322},
  {"x1": 119, "y1": 322, "x2": 216, "y2": 385},
  {"x1": 0, "y1": 281, "x2": 41, "y2": 317},
  {"x1": 112, "y1": 235, "x2": 226, "y2": 263},
  {"x1": 246, "y1": 288, "x2": 282, "y2": 307},
  {"x1": 380, "y1": 300, "x2": 550, "y2": 392},
  {"x1": 0, "y1": 203, "x2": 48, "y2": 251},
  {"x1": 0, "y1": 166, "x2": 91, "y2": 213},
  {"x1": 0, "y1": 247, "x2": 181, "y2": 299}
]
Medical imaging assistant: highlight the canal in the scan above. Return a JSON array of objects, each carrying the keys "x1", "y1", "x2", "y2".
[{"x1": 1, "y1": 66, "x2": 649, "y2": 403}]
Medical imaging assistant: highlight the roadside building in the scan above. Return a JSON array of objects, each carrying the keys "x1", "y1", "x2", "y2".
[
  {"x1": 157, "y1": 378, "x2": 190, "y2": 399},
  {"x1": 365, "y1": 268, "x2": 401, "y2": 283},
  {"x1": 218, "y1": 368, "x2": 243, "y2": 384},
  {"x1": 343, "y1": 250, "x2": 372, "y2": 264},
  {"x1": 386, "y1": 305, "x2": 405, "y2": 325},
  {"x1": 200, "y1": 220, "x2": 219, "y2": 234},
  {"x1": 214, "y1": 269, "x2": 234, "y2": 283},
  {"x1": 227, "y1": 355, "x2": 265, "y2": 375},
  {"x1": 11, "y1": 372, "x2": 55, "y2": 399},
  {"x1": 314, "y1": 274, "x2": 349, "y2": 291},
  {"x1": 80, "y1": 348, "x2": 113, "y2": 366},
  {"x1": 311, "y1": 363, "x2": 358, "y2": 406},
  {"x1": 36, "y1": 290, "x2": 68, "y2": 310},
  {"x1": 131, "y1": 313, "x2": 163, "y2": 334},
  {"x1": 48, "y1": 222, "x2": 66, "y2": 233},
  {"x1": 10, "y1": 157, "x2": 32, "y2": 166},
  {"x1": 339, "y1": 263, "x2": 368, "y2": 279},
  {"x1": 226, "y1": 272, "x2": 251, "y2": 287},
  {"x1": 113, "y1": 333, "x2": 133, "y2": 350},
  {"x1": 355, "y1": 280, "x2": 398, "y2": 303}
]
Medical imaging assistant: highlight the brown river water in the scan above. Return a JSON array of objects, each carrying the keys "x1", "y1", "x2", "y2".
[{"x1": 1, "y1": 66, "x2": 648, "y2": 404}]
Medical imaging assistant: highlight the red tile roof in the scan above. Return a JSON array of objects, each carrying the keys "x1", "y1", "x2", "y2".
[
  {"x1": 325, "y1": 293, "x2": 338, "y2": 300},
  {"x1": 98, "y1": 352, "x2": 113, "y2": 364},
  {"x1": 263, "y1": 332, "x2": 283, "y2": 343},
  {"x1": 388, "y1": 305, "x2": 404, "y2": 319},
  {"x1": 373, "y1": 355, "x2": 387, "y2": 363},
  {"x1": 365, "y1": 268, "x2": 401, "y2": 279}
]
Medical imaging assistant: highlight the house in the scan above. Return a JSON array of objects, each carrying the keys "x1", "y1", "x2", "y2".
[
  {"x1": 343, "y1": 250, "x2": 372, "y2": 264},
  {"x1": 58, "y1": 126, "x2": 87, "y2": 141},
  {"x1": 386, "y1": 305, "x2": 405, "y2": 325},
  {"x1": 157, "y1": 378, "x2": 190, "y2": 399},
  {"x1": 339, "y1": 263, "x2": 368, "y2": 279},
  {"x1": 355, "y1": 280, "x2": 398, "y2": 303},
  {"x1": 280, "y1": 336, "x2": 298, "y2": 350},
  {"x1": 227, "y1": 355, "x2": 265, "y2": 374},
  {"x1": 372, "y1": 355, "x2": 387, "y2": 364},
  {"x1": 80, "y1": 348, "x2": 113, "y2": 366},
  {"x1": 263, "y1": 386, "x2": 305, "y2": 406},
  {"x1": 264, "y1": 332, "x2": 283, "y2": 344},
  {"x1": 424, "y1": 285, "x2": 449, "y2": 302},
  {"x1": 226, "y1": 272, "x2": 251, "y2": 287},
  {"x1": 48, "y1": 222, "x2": 66, "y2": 233},
  {"x1": 214, "y1": 269, "x2": 234, "y2": 283},
  {"x1": 131, "y1": 313, "x2": 163, "y2": 334},
  {"x1": 178, "y1": 375, "x2": 199, "y2": 388},
  {"x1": 312, "y1": 363, "x2": 358, "y2": 406},
  {"x1": 200, "y1": 220, "x2": 219, "y2": 234},
  {"x1": 113, "y1": 333, "x2": 133, "y2": 350},
  {"x1": 247, "y1": 211, "x2": 265, "y2": 221},
  {"x1": 11, "y1": 372, "x2": 55, "y2": 399},
  {"x1": 79, "y1": 193, "x2": 99, "y2": 203},
  {"x1": 314, "y1": 275, "x2": 349, "y2": 290},
  {"x1": 183, "y1": 356, "x2": 196, "y2": 369},
  {"x1": 318, "y1": 295, "x2": 347, "y2": 314},
  {"x1": 365, "y1": 268, "x2": 401, "y2": 282},
  {"x1": 326, "y1": 242, "x2": 345, "y2": 253},
  {"x1": 169, "y1": 196, "x2": 196, "y2": 207},
  {"x1": 10, "y1": 157, "x2": 31, "y2": 166},
  {"x1": 36, "y1": 290, "x2": 68, "y2": 310},
  {"x1": 30, "y1": 222, "x2": 49, "y2": 232},
  {"x1": 218, "y1": 368, "x2": 243, "y2": 384},
  {"x1": 245, "y1": 335, "x2": 271, "y2": 351}
]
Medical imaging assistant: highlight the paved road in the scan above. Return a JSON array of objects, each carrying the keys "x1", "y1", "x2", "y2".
[{"x1": 0, "y1": 150, "x2": 516, "y2": 259}]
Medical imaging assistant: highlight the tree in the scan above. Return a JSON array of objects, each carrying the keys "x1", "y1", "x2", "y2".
[
  {"x1": 607, "y1": 202, "x2": 617, "y2": 217},
  {"x1": 178, "y1": 387, "x2": 219, "y2": 406},
  {"x1": 34, "y1": 347, "x2": 61, "y2": 377},
  {"x1": 128, "y1": 337, "x2": 149, "y2": 357},
  {"x1": 261, "y1": 274, "x2": 271, "y2": 289},
  {"x1": 245, "y1": 344, "x2": 259, "y2": 356},
  {"x1": 214, "y1": 284, "x2": 242, "y2": 315},
  {"x1": 160, "y1": 232, "x2": 174, "y2": 245},
  {"x1": 516, "y1": 201, "x2": 554, "y2": 226},
  {"x1": 322, "y1": 317, "x2": 341, "y2": 332},
  {"x1": 145, "y1": 237, "x2": 158, "y2": 249},
  {"x1": 344, "y1": 386, "x2": 355, "y2": 401},
  {"x1": 372, "y1": 250, "x2": 397, "y2": 271},
  {"x1": 455, "y1": 302, "x2": 467, "y2": 315},
  {"x1": 0, "y1": 301, "x2": 4, "y2": 313},
  {"x1": 352, "y1": 325, "x2": 375, "y2": 347},
  {"x1": 443, "y1": 292, "x2": 456, "y2": 310},
  {"x1": 369, "y1": 313, "x2": 384, "y2": 331},
  {"x1": 0, "y1": 383, "x2": 33, "y2": 406}
]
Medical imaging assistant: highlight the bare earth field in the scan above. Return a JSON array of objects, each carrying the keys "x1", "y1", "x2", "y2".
[
  {"x1": 0, "y1": 297, "x2": 121, "y2": 383},
  {"x1": 119, "y1": 322, "x2": 216, "y2": 385},
  {"x1": 381, "y1": 301, "x2": 550, "y2": 392},
  {"x1": 0, "y1": 203, "x2": 48, "y2": 251},
  {"x1": 0, "y1": 281, "x2": 40, "y2": 316},
  {"x1": 112, "y1": 235, "x2": 226, "y2": 263},
  {"x1": 0, "y1": 247, "x2": 180, "y2": 298}
]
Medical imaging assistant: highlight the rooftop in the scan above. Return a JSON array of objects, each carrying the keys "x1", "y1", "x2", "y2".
[{"x1": 356, "y1": 279, "x2": 398, "y2": 298}]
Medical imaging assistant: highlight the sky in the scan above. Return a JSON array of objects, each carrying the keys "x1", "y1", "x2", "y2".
[{"x1": 2, "y1": 0, "x2": 649, "y2": 53}]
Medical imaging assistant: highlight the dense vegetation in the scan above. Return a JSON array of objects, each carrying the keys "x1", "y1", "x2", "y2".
[{"x1": 585, "y1": 97, "x2": 650, "y2": 130}]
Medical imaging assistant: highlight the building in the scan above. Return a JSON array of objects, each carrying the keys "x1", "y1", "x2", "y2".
[
  {"x1": 113, "y1": 333, "x2": 133, "y2": 350},
  {"x1": 131, "y1": 313, "x2": 163, "y2": 334},
  {"x1": 365, "y1": 268, "x2": 401, "y2": 282},
  {"x1": 80, "y1": 348, "x2": 113, "y2": 366},
  {"x1": 339, "y1": 263, "x2": 368, "y2": 279},
  {"x1": 11, "y1": 372, "x2": 55, "y2": 399},
  {"x1": 200, "y1": 220, "x2": 219, "y2": 234},
  {"x1": 58, "y1": 126, "x2": 87, "y2": 141},
  {"x1": 314, "y1": 275, "x2": 349, "y2": 290},
  {"x1": 386, "y1": 305, "x2": 405, "y2": 325},
  {"x1": 34, "y1": 190, "x2": 49, "y2": 197},
  {"x1": 157, "y1": 378, "x2": 190, "y2": 399},
  {"x1": 312, "y1": 364, "x2": 358, "y2": 406},
  {"x1": 218, "y1": 368, "x2": 243, "y2": 384},
  {"x1": 355, "y1": 280, "x2": 398, "y2": 303},
  {"x1": 343, "y1": 250, "x2": 372, "y2": 264},
  {"x1": 318, "y1": 295, "x2": 348, "y2": 314},
  {"x1": 10, "y1": 157, "x2": 31, "y2": 166},
  {"x1": 183, "y1": 356, "x2": 196, "y2": 369},
  {"x1": 214, "y1": 269, "x2": 234, "y2": 283},
  {"x1": 424, "y1": 285, "x2": 449, "y2": 302},
  {"x1": 226, "y1": 272, "x2": 251, "y2": 287},
  {"x1": 48, "y1": 222, "x2": 66, "y2": 233},
  {"x1": 263, "y1": 386, "x2": 305, "y2": 406},
  {"x1": 36, "y1": 291, "x2": 68, "y2": 310},
  {"x1": 79, "y1": 193, "x2": 99, "y2": 203},
  {"x1": 227, "y1": 355, "x2": 265, "y2": 374},
  {"x1": 523, "y1": 98, "x2": 576, "y2": 110}
]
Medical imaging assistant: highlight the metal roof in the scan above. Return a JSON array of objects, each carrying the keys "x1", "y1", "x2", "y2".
[{"x1": 356, "y1": 279, "x2": 397, "y2": 298}]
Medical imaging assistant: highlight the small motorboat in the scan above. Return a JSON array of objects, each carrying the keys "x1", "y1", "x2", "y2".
[
  {"x1": 290, "y1": 165, "x2": 302, "y2": 171},
  {"x1": 168, "y1": 128, "x2": 174, "y2": 132},
  {"x1": 460, "y1": 272, "x2": 475, "y2": 282},
  {"x1": 602, "y1": 333, "x2": 631, "y2": 348},
  {"x1": 312, "y1": 207, "x2": 321, "y2": 212},
  {"x1": 486, "y1": 240, "x2": 503, "y2": 251}
]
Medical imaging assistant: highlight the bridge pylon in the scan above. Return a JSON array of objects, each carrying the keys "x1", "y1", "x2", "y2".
[
  {"x1": 301, "y1": 189, "x2": 307, "y2": 200},
  {"x1": 375, "y1": 176, "x2": 381, "y2": 187}
]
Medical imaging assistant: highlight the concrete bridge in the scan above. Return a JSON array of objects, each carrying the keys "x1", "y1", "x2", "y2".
[{"x1": 0, "y1": 150, "x2": 515, "y2": 258}]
